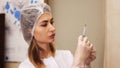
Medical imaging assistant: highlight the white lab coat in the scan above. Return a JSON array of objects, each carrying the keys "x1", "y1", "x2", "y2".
[{"x1": 18, "y1": 50, "x2": 73, "y2": 68}]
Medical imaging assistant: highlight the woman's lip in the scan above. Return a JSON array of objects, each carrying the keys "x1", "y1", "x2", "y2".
[{"x1": 50, "y1": 34, "x2": 55, "y2": 39}]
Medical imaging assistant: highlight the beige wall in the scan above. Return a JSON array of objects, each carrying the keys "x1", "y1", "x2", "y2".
[
  {"x1": 49, "y1": 0, "x2": 105, "y2": 68},
  {"x1": 5, "y1": 0, "x2": 105, "y2": 68},
  {"x1": 104, "y1": 0, "x2": 120, "y2": 68}
]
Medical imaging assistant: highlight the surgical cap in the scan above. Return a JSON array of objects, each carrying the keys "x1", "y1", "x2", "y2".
[{"x1": 20, "y1": 3, "x2": 51, "y2": 45}]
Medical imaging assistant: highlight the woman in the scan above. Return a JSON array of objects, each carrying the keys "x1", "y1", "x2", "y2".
[{"x1": 19, "y1": 2, "x2": 96, "y2": 68}]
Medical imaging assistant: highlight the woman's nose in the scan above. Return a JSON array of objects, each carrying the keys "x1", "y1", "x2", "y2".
[{"x1": 49, "y1": 24, "x2": 55, "y2": 32}]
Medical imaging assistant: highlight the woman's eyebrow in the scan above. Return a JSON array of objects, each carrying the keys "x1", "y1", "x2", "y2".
[
  {"x1": 42, "y1": 20, "x2": 48, "y2": 22},
  {"x1": 41, "y1": 19, "x2": 49, "y2": 23}
]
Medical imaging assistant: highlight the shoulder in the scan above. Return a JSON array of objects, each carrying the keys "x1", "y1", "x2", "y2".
[{"x1": 18, "y1": 58, "x2": 35, "y2": 68}]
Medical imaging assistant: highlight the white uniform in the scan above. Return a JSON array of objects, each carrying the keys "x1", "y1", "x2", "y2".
[{"x1": 18, "y1": 50, "x2": 73, "y2": 68}]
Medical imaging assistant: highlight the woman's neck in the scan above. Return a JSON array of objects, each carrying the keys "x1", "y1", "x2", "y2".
[{"x1": 37, "y1": 42, "x2": 52, "y2": 58}]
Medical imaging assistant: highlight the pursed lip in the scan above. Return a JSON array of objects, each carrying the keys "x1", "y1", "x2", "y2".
[{"x1": 49, "y1": 33, "x2": 55, "y2": 39}]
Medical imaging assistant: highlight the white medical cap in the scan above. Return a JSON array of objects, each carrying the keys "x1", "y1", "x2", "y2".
[{"x1": 20, "y1": 2, "x2": 51, "y2": 45}]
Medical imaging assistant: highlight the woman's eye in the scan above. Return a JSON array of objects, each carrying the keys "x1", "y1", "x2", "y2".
[
  {"x1": 41, "y1": 23, "x2": 47, "y2": 27},
  {"x1": 40, "y1": 20, "x2": 48, "y2": 27}
]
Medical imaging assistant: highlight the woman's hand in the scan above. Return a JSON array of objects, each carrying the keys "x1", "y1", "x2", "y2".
[
  {"x1": 86, "y1": 46, "x2": 96, "y2": 65},
  {"x1": 72, "y1": 35, "x2": 96, "y2": 68}
]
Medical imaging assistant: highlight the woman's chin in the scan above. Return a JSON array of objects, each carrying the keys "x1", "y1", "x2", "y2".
[{"x1": 49, "y1": 39, "x2": 55, "y2": 43}]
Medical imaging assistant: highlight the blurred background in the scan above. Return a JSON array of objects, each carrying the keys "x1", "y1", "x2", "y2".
[{"x1": 0, "y1": 0, "x2": 120, "y2": 68}]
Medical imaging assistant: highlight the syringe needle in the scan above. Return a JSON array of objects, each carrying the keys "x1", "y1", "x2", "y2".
[{"x1": 82, "y1": 24, "x2": 87, "y2": 37}]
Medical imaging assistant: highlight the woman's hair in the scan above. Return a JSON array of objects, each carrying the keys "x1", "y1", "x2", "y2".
[{"x1": 28, "y1": 37, "x2": 56, "y2": 68}]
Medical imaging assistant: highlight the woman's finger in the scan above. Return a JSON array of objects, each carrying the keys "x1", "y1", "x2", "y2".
[
  {"x1": 78, "y1": 35, "x2": 84, "y2": 42},
  {"x1": 91, "y1": 49, "x2": 96, "y2": 53},
  {"x1": 83, "y1": 36, "x2": 88, "y2": 43},
  {"x1": 90, "y1": 52, "x2": 96, "y2": 60},
  {"x1": 87, "y1": 41, "x2": 91, "y2": 46},
  {"x1": 89, "y1": 43, "x2": 93, "y2": 50}
]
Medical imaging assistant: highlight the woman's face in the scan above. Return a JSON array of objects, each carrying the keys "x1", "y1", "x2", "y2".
[{"x1": 34, "y1": 13, "x2": 55, "y2": 44}]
